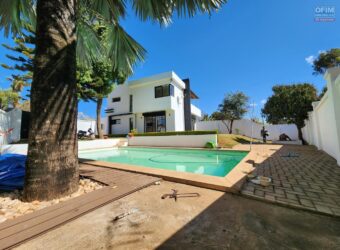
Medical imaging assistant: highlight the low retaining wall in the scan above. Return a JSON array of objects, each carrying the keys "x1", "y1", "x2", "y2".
[
  {"x1": 1, "y1": 139, "x2": 125, "y2": 155},
  {"x1": 128, "y1": 134, "x2": 217, "y2": 148}
]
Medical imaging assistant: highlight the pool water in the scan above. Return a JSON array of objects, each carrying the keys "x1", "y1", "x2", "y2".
[{"x1": 79, "y1": 147, "x2": 248, "y2": 177}]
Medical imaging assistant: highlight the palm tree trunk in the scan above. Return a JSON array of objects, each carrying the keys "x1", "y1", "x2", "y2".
[
  {"x1": 96, "y1": 98, "x2": 103, "y2": 139},
  {"x1": 23, "y1": 0, "x2": 79, "y2": 201}
]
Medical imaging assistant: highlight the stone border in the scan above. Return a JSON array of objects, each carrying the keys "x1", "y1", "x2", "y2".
[{"x1": 79, "y1": 148, "x2": 256, "y2": 193}]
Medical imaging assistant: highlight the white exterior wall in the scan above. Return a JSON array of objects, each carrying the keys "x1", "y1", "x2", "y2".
[
  {"x1": 302, "y1": 67, "x2": 340, "y2": 165},
  {"x1": 171, "y1": 84, "x2": 185, "y2": 131},
  {"x1": 105, "y1": 72, "x2": 200, "y2": 134},
  {"x1": 106, "y1": 84, "x2": 130, "y2": 113},
  {"x1": 1, "y1": 139, "x2": 126, "y2": 155},
  {"x1": 0, "y1": 109, "x2": 22, "y2": 144},
  {"x1": 128, "y1": 134, "x2": 217, "y2": 148},
  {"x1": 130, "y1": 79, "x2": 172, "y2": 114},
  {"x1": 77, "y1": 119, "x2": 97, "y2": 134},
  {"x1": 196, "y1": 119, "x2": 299, "y2": 141},
  {"x1": 109, "y1": 115, "x2": 133, "y2": 134}
]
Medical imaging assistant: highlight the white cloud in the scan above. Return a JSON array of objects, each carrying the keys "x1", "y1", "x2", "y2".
[
  {"x1": 249, "y1": 103, "x2": 257, "y2": 108},
  {"x1": 318, "y1": 50, "x2": 325, "y2": 54},
  {"x1": 261, "y1": 99, "x2": 267, "y2": 105},
  {"x1": 305, "y1": 55, "x2": 315, "y2": 65}
]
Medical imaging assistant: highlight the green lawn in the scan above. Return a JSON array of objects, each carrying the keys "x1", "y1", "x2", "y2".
[{"x1": 217, "y1": 134, "x2": 263, "y2": 148}]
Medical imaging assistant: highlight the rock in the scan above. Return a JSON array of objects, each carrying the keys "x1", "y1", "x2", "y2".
[
  {"x1": 32, "y1": 200, "x2": 40, "y2": 205},
  {"x1": 0, "y1": 216, "x2": 7, "y2": 223}
]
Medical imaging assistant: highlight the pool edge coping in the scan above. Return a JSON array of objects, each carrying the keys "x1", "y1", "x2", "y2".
[{"x1": 79, "y1": 147, "x2": 257, "y2": 193}]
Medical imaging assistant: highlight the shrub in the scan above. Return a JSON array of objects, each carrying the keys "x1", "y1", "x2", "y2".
[
  {"x1": 205, "y1": 141, "x2": 216, "y2": 148},
  {"x1": 106, "y1": 134, "x2": 128, "y2": 138}
]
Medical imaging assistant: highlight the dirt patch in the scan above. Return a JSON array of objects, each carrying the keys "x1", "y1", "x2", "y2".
[{"x1": 0, "y1": 178, "x2": 103, "y2": 223}]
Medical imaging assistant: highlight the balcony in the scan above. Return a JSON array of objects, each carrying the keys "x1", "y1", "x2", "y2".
[{"x1": 191, "y1": 104, "x2": 202, "y2": 118}]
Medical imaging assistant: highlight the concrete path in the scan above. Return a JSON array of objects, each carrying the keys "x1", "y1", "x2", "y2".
[{"x1": 14, "y1": 181, "x2": 340, "y2": 250}]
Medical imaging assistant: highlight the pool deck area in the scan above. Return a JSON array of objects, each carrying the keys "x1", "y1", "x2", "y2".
[
  {"x1": 236, "y1": 144, "x2": 340, "y2": 217},
  {"x1": 79, "y1": 148, "x2": 256, "y2": 193}
]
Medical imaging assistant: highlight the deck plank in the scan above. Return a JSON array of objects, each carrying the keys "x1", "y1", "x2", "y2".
[{"x1": 0, "y1": 164, "x2": 161, "y2": 250}]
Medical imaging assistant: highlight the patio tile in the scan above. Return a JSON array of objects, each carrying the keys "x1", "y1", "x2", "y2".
[{"x1": 240, "y1": 144, "x2": 340, "y2": 217}]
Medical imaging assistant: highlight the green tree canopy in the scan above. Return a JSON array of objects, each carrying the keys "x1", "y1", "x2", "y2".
[
  {"x1": 0, "y1": 89, "x2": 20, "y2": 110},
  {"x1": 1, "y1": 24, "x2": 34, "y2": 100},
  {"x1": 211, "y1": 92, "x2": 249, "y2": 133},
  {"x1": 313, "y1": 48, "x2": 340, "y2": 75},
  {"x1": 262, "y1": 83, "x2": 318, "y2": 143}
]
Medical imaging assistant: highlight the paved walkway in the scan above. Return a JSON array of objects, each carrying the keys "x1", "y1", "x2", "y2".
[{"x1": 238, "y1": 144, "x2": 340, "y2": 217}]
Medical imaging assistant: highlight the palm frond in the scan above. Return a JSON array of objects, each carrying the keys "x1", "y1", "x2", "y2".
[
  {"x1": 0, "y1": 0, "x2": 36, "y2": 37},
  {"x1": 132, "y1": 0, "x2": 227, "y2": 25},
  {"x1": 107, "y1": 23, "x2": 146, "y2": 75},
  {"x1": 87, "y1": 0, "x2": 127, "y2": 21},
  {"x1": 76, "y1": 20, "x2": 104, "y2": 67}
]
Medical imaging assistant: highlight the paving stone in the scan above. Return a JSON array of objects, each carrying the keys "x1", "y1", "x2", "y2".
[
  {"x1": 264, "y1": 194, "x2": 276, "y2": 202},
  {"x1": 240, "y1": 144, "x2": 340, "y2": 217},
  {"x1": 299, "y1": 199, "x2": 314, "y2": 208},
  {"x1": 315, "y1": 205, "x2": 333, "y2": 214}
]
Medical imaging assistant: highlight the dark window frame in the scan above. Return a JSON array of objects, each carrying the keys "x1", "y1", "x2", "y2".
[
  {"x1": 112, "y1": 97, "x2": 121, "y2": 103},
  {"x1": 154, "y1": 84, "x2": 174, "y2": 98},
  {"x1": 112, "y1": 119, "x2": 121, "y2": 125}
]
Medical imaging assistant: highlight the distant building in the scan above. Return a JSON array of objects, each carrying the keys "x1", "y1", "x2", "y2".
[{"x1": 104, "y1": 71, "x2": 202, "y2": 134}]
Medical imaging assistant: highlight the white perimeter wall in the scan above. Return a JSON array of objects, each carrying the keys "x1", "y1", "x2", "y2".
[
  {"x1": 1, "y1": 139, "x2": 124, "y2": 155},
  {"x1": 77, "y1": 119, "x2": 97, "y2": 134},
  {"x1": 128, "y1": 134, "x2": 217, "y2": 148},
  {"x1": 302, "y1": 67, "x2": 340, "y2": 165},
  {"x1": 0, "y1": 109, "x2": 22, "y2": 144},
  {"x1": 196, "y1": 119, "x2": 299, "y2": 141}
]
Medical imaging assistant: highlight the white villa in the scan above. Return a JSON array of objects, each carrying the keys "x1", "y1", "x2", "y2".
[{"x1": 104, "y1": 72, "x2": 202, "y2": 135}]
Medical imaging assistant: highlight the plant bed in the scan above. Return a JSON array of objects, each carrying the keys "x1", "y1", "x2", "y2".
[{"x1": 0, "y1": 178, "x2": 103, "y2": 223}]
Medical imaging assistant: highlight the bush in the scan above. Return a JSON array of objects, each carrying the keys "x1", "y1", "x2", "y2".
[
  {"x1": 205, "y1": 141, "x2": 216, "y2": 148},
  {"x1": 106, "y1": 134, "x2": 128, "y2": 138},
  {"x1": 132, "y1": 130, "x2": 217, "y2": 137}
]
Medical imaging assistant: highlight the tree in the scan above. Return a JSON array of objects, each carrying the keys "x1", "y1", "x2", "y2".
[
  {"x1": 1, "y1": 24, "x2": 34, "y2": 100},
  {"x1": 313, "y1": 48, "x2": 340, "y2": 75},
  {"x1": 0, "y1": 89, "x2": 19, "y2": 110},
  {"x1": 78, "y1": 62, "x2": 126, "y2": 138},
  {"x1": 0, "y1": 0, "x2": 226, "y2": 201},
  {"x1": 262, "y1": 84, "x2": 318, "y2": 144},
  {"x1": 213, "y1": 92, "x2": 249, "y2": 134}
]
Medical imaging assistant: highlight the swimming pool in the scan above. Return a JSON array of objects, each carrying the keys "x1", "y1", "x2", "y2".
[{"x1": 79, "y1": 147, "x2": 248, "y2": 177}]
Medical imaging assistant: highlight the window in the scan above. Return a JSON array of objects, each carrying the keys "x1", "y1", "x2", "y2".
[
  {"x1": 112, "y1": 119, "x2": 121, "y2": 125},
  {"x1": 143, "y1": 111, "x2": 166, "y2": 132},
  {"x1": 129, "y1": 95, "x2": 133, "y2": 112},
  {"x1": 112, "y1": 97, "x2": 121, "y2": 103},
  {"x1": 155, "y1": 84, "x2": 174, "y2": 98}
]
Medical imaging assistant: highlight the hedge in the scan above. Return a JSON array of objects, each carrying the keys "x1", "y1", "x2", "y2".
[
  {"x1": 106, "y1": 134, "x2": 128, "y2": 138},
  {"x1": 132, "y1": 130, "x2": 217, "y2": 137}
]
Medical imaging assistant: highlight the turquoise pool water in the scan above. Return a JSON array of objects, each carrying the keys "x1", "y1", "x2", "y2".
[{"x1": 80, "y1": 147, "x2": 248, "y2": 177}]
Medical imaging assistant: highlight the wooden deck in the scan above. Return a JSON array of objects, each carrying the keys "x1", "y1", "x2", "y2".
[{"x1": 0, "y1": 164, "x2": 161, "y2": 249}]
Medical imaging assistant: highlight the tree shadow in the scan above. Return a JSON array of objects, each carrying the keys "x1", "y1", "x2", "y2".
[{"x1": 157, "y1": 145, "x2": 340, "y2": 249}]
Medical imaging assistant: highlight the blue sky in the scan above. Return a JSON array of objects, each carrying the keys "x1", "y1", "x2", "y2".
[{"x1": 0, "y1": 0, "x2": 339, "y2": 119}]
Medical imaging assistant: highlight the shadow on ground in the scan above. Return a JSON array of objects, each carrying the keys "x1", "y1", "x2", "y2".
[{"x1": 157, "y1": 193, "x2": 340, "y2": 250}]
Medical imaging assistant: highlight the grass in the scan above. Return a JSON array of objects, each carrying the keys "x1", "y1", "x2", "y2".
[{"x1": 217, "y1": 134, "x2": 263, "y2": 148}]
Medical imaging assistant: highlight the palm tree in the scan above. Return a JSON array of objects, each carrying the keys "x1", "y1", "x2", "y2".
[{"x1": 0, "y1": 0, "x2": 226, "y2": 201}]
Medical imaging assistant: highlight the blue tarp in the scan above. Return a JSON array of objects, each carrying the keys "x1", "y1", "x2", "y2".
[{"x1": 0, "y1": 154, "x2": 26, "y2": 191}]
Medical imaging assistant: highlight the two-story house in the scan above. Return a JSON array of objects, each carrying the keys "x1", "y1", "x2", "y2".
[{"x1": 104, "y1": 71, "x2": 202, "y2": 135}]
